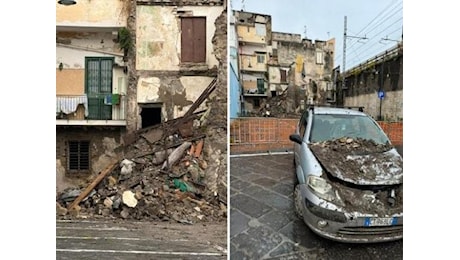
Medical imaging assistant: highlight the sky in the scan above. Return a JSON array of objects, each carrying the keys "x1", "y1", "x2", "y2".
[{"x1": 231, "y1": 0, "x2": 403, "y2": 71}]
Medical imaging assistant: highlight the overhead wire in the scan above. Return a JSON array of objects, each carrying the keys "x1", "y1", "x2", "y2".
[{"x1": 334, "y1": 0, "x2": 403, "y2": 68}]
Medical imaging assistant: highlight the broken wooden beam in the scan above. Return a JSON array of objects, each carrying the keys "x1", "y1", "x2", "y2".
[
  {"x1": 184, "y1": 78, "x2": 217, "y2": 117},
  {"x1": 67, "y1": 159, "x2": 119, "y2": 210},
  {"x1": 162, "y1": 141, "x2": 192, "y2": 170}
]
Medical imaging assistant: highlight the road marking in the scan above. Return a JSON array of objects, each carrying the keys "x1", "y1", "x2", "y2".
[
  {"x1": 56, "y1": 236, "x2": 189, "y2": 242},
  {"x1": 56, "y1": 249, "x2": 224, "y2": 256},
  {"x1": 230, "y1": 151, "x2": 293, "y2": 158},
  {"x1": 56, "y1": 226, "x2": 129, "y2": 231}
]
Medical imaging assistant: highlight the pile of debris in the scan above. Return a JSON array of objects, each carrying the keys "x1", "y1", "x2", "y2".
[
  {"x1": 309, "y1": 138, "x2": 403, "y2": 216},
  {"x1": 309, "y1": 137, "x2": 402, "y2": 185},
  {"x1": 56, "y1": 79, "x2": 227, "y2": 224},
  {"x1": 246, "y1": 88, "x2": 303, "y2": 118},
  {"x1": 310, "y1": 137, "x2": 393, "y2": 155}
]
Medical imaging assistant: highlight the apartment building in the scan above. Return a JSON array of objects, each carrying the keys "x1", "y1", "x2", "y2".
[{"x1": 232, "y1": 10, "x2": 335, "y2": 115}]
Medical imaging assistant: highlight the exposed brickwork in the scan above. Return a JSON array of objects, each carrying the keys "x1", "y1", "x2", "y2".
[
  {"x1": 230, "y1": 118, "x2": 403, "y2": 154},
  {"x1": 378, "y1": 121, "x2": 403, "y2": 145}
]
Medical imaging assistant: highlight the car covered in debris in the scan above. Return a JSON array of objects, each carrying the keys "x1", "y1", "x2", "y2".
[{"x1": 289, "y1": 106, "x2": 402, "y2": 243}]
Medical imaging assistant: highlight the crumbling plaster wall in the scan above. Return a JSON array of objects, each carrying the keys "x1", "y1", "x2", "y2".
[
  {"x1": 277, "y1": 40, "x2": 335, "y2": 105},
  {"x1": 56, "y1": 0, "x2": 128, "y2": 26},
  {"x1": 136, "y1": 75, "x2": 215, "y2": 122},
  {"x1": 128, "y1": 4, "x2": 223, "y2": 130},
  {"x1": 136, "y1": 5, "x2": 222, "y2": 70}
]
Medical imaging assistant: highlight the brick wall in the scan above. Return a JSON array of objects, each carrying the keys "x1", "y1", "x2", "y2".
[
  {"x1": 230, "y1": 117, "x2": 403, "y2": 154},
  {"x1": 230, "y1": 118, "x2": 297, "y2": 154},
  {"x1": 378, "y1": 121, "x2": 403, "y2": 145}
]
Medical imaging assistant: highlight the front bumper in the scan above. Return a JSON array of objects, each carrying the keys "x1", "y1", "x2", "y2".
[{"x1": 299, "y1": 185, "x2": 403, "y2": 243}]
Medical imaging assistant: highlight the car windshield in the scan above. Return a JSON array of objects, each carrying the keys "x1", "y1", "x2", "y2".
[{"x1": 310, "y1": 114, "x2": 391, "y2": 145}]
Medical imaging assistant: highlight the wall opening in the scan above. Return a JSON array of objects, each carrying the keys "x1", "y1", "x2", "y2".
[
  {"x1": 140, "y1": 104, "x2": 162, "y2": 128},
  {"x1": 68, "y1": 140, "x2": 90, "y2": 172}
]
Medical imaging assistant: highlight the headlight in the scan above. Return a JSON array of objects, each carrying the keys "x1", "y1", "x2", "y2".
[{"x1": 307, "y1": 175, "x2": 336, "y2": 202}]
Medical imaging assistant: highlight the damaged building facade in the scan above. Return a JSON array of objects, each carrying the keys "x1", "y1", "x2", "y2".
[
  {"x1": 277, "y1": 35, "x2": 336, "y2": 106},
  {"x1": 56, "y1": 0, "x2": 226, "y2": 193},
  {"x1": 233, "y1": 10, "x2": 272, "y2": 114},
  {"x1": 56, "y1": 0, "x2": 130, "y2": 191},
  {"x1": 232, "y1": 10, "x2": 335, "y2": 116},
  {"x1": 133, "y1": 0, "x2": 225, "y2": 131}
]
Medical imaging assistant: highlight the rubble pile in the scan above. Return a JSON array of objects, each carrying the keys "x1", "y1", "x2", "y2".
[
  {"x1": 246, "y1": 88, "x2": 302, "y2": 118},
  {"x1": 56, "y1": 79, "x2": 227, "y2": 224},
  {"x1": 57, "y1": 136, "x2": 225, "y2": 223},
  {"x1": 310, "y1": 137, "x2": 393, "y2": 155},
  {"x1": 309, "y1": 138, "x2": 403, "y2": 216}
]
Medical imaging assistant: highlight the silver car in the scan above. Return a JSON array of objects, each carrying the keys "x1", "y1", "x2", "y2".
[{"x1": 289, "y1": 106, "x2": 403, "y2": 243}]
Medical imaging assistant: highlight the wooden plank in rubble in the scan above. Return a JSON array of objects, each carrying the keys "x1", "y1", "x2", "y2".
[{"x1": 67, "y1": 160, "x2": 119, "y2": 210}]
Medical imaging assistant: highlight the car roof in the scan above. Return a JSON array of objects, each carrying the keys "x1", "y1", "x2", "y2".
[{"x1": 310, "y1": 106, "x2": 367, "y2": 116}]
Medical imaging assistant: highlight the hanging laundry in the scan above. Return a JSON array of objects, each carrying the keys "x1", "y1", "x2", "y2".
[{"x1": 56, "y1": 95, "x2": 89, "y2": 117}]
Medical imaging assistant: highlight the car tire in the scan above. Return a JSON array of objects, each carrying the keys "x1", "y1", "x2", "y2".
[{"x1": 294, "y1": 184, "x2": 303, "y2": 219}]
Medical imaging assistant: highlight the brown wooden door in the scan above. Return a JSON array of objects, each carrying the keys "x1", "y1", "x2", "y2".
[{"x1": 181, "y1": 17, "x2": 206, "y2": 63}]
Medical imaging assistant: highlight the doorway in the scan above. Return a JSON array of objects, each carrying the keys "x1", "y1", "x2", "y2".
[{"x1": 140, "y1": 104, "x2": 162, "y2": 128}]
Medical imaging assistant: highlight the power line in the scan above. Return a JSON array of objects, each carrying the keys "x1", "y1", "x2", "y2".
[
  {"x1": 346, "y1": 3, "x2": 402, "y2": 53},
  {"x1": 344, "y1": 12, "x2": 402, "y2": 69}
]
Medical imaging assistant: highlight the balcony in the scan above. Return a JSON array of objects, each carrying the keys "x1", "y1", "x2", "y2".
[
  {"x1": 242, "y1": 80, "x2": 268, "y2": 97},
  {"x1": 56, "y1": 94, "x2": 126, "y2": 126}
]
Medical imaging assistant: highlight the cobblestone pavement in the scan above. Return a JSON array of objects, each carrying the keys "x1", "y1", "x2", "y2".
[{"x1": 230, "y1": 153, "x2": 403, "y2": 260}]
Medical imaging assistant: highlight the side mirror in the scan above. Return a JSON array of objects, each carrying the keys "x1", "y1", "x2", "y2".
[{"x1": 289, "y1": 134, "x2": 302, "y2": 144}]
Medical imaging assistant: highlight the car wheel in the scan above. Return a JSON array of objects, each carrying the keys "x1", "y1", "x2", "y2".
[{"x1": 294, "y1": 184, "x2": 303, "y2": 219}]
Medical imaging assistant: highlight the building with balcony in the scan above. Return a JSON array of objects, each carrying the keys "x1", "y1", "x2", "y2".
[
  {"x1": 56, "y1": 0, "x2": 225, "y2": 185},
  {"x1": 233, "y1": 10, "x2": 271, "y2": 114},
  {"x1": 56, "y1": 0, "x2": 129, "y2": 184},
  {"x1": 231, "y1": 10, "x2": 335, "y2": 116}
]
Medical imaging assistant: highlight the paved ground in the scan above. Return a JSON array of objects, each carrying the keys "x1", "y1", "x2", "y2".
[
  {"x1": 56, "y1": 219, "x2": 227, "y2": 260},
  {"x1": 229, "y1": 153, "x2": 403, "y2": 260}
]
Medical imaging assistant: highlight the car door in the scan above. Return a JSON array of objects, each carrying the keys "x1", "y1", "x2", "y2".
[{"x1": 294, "y1": 110, "x2": 308, "y2": 167}]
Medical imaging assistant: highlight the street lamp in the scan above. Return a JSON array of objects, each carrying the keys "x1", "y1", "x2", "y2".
[{"x1": 58, "y1": 0, "x2": 76, "y2": 5}]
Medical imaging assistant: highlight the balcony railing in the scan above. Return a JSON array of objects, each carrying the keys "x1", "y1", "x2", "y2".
[{"x1": 56, "y1": 94, "x2": 126, "y2": 126}]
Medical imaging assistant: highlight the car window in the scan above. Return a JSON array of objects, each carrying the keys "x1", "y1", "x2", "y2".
[
  {"x1": 310, "y1": 114, "x2": 390, "y2": 144},
  {"x1": 299, "y1": 110, "x2": 309, "y2": 138}
]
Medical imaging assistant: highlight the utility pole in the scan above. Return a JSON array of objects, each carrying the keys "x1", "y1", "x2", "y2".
[
  {"x1": 342, "y1": 16, "x2": 347, "y2": 106},
  {"x1": 341, "y1": 16, "x2": 367, "y2": 106}
]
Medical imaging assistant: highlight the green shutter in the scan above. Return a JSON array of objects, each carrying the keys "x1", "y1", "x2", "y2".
[
  {"x1": 257, "y1": 79, "x2": 265, "y2": 94},
  {"x1": 85, "y1": 57, "x2": 113, "y2": 120}
]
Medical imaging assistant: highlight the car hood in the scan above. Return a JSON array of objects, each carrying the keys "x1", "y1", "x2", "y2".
[{"x1": 309, "y1": 138, "x2": 403, "y2": 185}]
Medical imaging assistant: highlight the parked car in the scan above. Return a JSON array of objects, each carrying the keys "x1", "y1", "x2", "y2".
[{"x1": 289, "y1": 106, "x2": 403, "y2": 243}]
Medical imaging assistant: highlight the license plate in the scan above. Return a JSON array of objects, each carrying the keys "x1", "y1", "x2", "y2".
[{"x1": 364, "y1": 217, "x2": 397, "y2": 227}]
